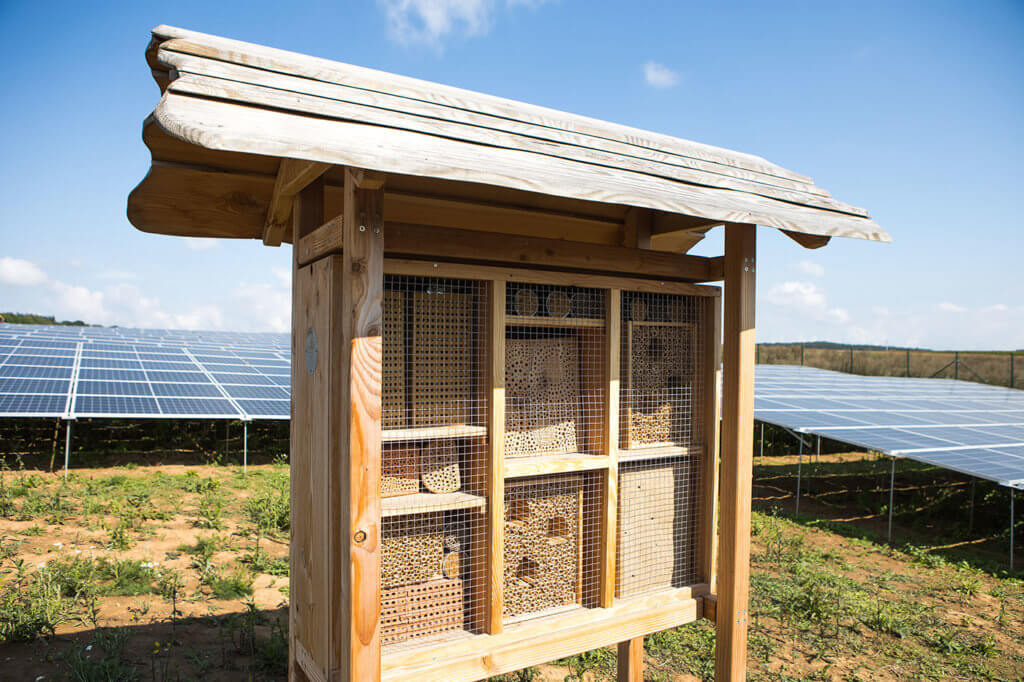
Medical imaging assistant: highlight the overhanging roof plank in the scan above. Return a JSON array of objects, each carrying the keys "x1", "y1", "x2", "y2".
[
  {"x1": 158, "y1": 50, "x2": 840, "y2": 203},
  {"x1": 150, "y1": 25, "x2": 812, "y2": 186},
  {"x1": 165, "y1": 69, "x2": 865, "y2": 217},
  {"x1": 147, "y1": 94, "x2": 889, "y2": 241},
  {"x1": 782, "y1": 230, "x2": 832, "y2": 249}
]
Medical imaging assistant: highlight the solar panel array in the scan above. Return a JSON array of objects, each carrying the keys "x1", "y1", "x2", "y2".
[
  {"x1": 0, "y1": 325, "x2": 290, "y2": 420},
  {"x1": 756, "y1": 365, "x2": 1024, "y2": 489}
]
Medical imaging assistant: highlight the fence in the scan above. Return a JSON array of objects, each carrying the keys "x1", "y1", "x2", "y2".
[{"x1": 757, "y1": 345, "x2": 1022, "y2": 390}]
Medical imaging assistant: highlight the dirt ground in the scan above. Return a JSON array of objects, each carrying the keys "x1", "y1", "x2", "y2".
[{"x1": 0, "y1": 454, "x2": 1021, "y2": 681}]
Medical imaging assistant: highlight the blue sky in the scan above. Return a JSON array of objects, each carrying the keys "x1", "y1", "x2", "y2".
[{"x1": 0, "y1": 0, "x2": 1021, "y2": 349}]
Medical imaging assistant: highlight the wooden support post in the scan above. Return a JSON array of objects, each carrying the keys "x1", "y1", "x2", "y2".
[
  {"x1": 716, "y1": 223, "x2": 756, "y2": 682},
  {"x1": 599, "y1": 289, "x2": 621, "y2": 607},
  {"x1": 700, "y1": 294, "x2": 723, "y2": 592},
  {"x1": 617, "y1": 636, "x2": 643, "y2": 682},
  {"x1": 338, "y1": 167, "x2": 384, "y2": 680},
  {"x1": 486, "y1": 279, "x2": 506, "y2": 634}
]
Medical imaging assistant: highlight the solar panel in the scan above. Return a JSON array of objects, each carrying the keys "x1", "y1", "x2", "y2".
[
  {"x1": 755, "y1": 365, "x2": 1024, "y2": 489},
  {"x1": 0, "y1": 324, "x2": 291, "y2": 420}
]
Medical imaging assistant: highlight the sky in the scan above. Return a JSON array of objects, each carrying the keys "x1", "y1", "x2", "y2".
[{"x1": 0, "y1": 0, "x2": 1021, "y2": 350}]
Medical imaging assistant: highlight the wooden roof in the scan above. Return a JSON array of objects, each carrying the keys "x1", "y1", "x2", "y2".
[{"x1": 128, "y1": 25, "x2": 889, "y2": 245}]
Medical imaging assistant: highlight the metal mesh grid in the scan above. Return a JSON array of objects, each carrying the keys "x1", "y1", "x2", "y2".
[
  {"x1": 503, "y1": 472, "x2": 602, "y2": 622},
  {"x1": 616, "y1": 457, "x2": 700, "y2": 597},
  {"x1": 616, "y1": 290, "x2": 707, "y2": 598},
  {"x1": 380, "y1": 275, "x2": 488, "y2": 650},
  {"x1": 619, "y1": 291, "x2": 706, "y2": 451},
  {"x1": 505, "y1": 284, "x2": 606, "y2": 458}
]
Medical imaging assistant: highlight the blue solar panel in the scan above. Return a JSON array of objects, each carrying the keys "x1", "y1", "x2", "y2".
[
  {"x1": 79, "y1": 368, "x2": 147, "y2": 382},
  {"x1": 80, "y1": 358, "x2": 142, "y2": 370},
  {"x1": 0, "y1": 394, "x2": 67, "y2": 414},
  {"x1": 144, "y1": 371, "x2": 209, "y2": 383},
  {"x1": 142, "y1": 361, "x2": 199, "y2": 371},
  {"x1": 76, "y1": 381, "x2": 153, "y2": 396},
  {"x1": 157, "y1": 397, "x2": 240, "y2": 416},
  {"x1": 149, "y1": 382, "x2": 223, "y2": 397},
  {"x1": 9, "y1": 354, "x2": 74, "y2": 367},
  {"x1": 0, "y1": 365, "x2": 72, "y2": 379},
  {"x1": 223, "y1": 385, "x2": 289, "y2": 399},
  {"x1": 756, "y1": 365, "x2": 1024, "y2": 488},
  {"x1": 213, "y1": 373, "x2": 272, "y2": 385},
  {"x1": 236, "y1": 399, "x2": 290, "y2": 417},
  {"x1": 0, "y1": 378, "x2": 69, "y2": 394},
  {"x1": 74, "y1": 395, "x2": 160, "y2": 415}
]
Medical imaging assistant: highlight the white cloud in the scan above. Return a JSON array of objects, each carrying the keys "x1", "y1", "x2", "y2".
[
  {"x1": 378, "y1": 0, "x2": 550, "y2": 48},
  {"x1": 643, "y1": 61, "x2": 679, "y2": 89},
  {"x1": 230, "y1": 282, "x2": 291, "y2": 333},
  {"x1": 763, "y1": 280, "x2": 849, "y2": 328},
  {"x1": 272, "y1": 266, "x2": 291, "y2": 288},
  {"x1": 0, "y1": 257, "x2": 48, "y2": 286},
  {"x1": 938, "y1": 302, "x2": 966, "y2": 313},
  {"x1": 798, "y1": 259, "x2": 825, "y2": 277},
  {"x1": 50, "y1": 280, "x2": 108, "y2": 323},
  {"x1": 184, "y1": 238, "x2": 220, "y2": 251}
]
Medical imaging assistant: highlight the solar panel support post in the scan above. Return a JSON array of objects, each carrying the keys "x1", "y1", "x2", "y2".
[
  {"x1": 887, "y1": 457, "x2": 896, "y2": 544},
  {"x1": 759, "y1": 422, "x2": 764, "y2": 464},
  {"x1": 954, "y1": 352, "x2": 959, "y2": 381},
  {"x1": 63, "y1": 421, "x2": 71, "y2": 481},
  {"x1": 969, "y1": 479, "x2": 976, "y2": 535},
  {"x1": 243, "y1": 421, "x2": 248, "y2": 475},
  {"x1": 1011, "y1": 489, "x2": 1015, "y2": 572},
  {"x1": 1011, "y1": 354, "x2": 1015, "y2": 389},
  {"x1": 795, "y1": 434, "x2": 803, "y2": 517}
]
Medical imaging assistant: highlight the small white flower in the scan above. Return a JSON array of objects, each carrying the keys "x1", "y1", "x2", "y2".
[
  {"x1": 35, "y1": 676, "x2": 45, "y2": 681},
  {"x1": 85, "y1": 645, "x2": 93, "y2": 651},
  {"x1": 37, "y1": 562, "x2": 46, "y2": 569},
  {"x1": 53, "y1": 542, "x2": 62, "y2": 548}
]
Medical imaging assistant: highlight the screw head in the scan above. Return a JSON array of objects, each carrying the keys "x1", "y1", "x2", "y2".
[{"x1": 353, "y1": 530, "x2": 368, "y2": 543}]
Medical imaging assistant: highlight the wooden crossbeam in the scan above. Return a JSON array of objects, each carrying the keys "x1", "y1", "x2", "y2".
[{"x1": 263, "y1": 158, "x2": 331, "y2": 246}]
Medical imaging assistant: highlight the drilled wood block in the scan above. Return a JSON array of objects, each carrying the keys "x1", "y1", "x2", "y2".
[
  {"x1": 505, "y1": 337, "x2": 580, "y2": 456},
  {"x1": 617, "y1": 460, "x2": 695, "y2": 597},
  {"x1": 411, "y1": 291, "x2": 475, "y2": 426},
  {"x1": 381, "y1": 578, "x2": 464, "y2": 645},
  {"x1": 503, "y1": 475, "x2": 583, "y2": 619},
  {"x1": 420, "y1": 440, "x2": 462, "y2": 494},
  {"x1": 383, "y1": 445, "x2": 421, "y2": 497},
  {"x1": 624, "y1": 322, "x2": 695, "y2": 448},
  {"x1": 383, "y1": 290, "x2": 406, "y2": 429}
]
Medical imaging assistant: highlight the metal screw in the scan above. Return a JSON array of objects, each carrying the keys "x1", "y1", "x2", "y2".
[
  {"x1": 433, "y1": 263, "x2": 439, "y2": 269},
  {"x1": 353, "y1": 530, "x2": 367, "y2": 543},
  {"x1": 359, "y1": 225, "x2": 366, "y2": 232}
]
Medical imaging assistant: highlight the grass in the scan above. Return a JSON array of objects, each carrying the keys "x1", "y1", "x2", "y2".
[{"x1": 0, "y1": 453, "x2": 1021, "y2": 681}]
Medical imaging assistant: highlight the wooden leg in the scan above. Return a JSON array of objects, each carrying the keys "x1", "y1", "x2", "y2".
[
  {"x1": 716, "y1": 223, "x2": 756, "y2": 681},
  {"x1": 617, "y1": 636, "x2": 643, "y2": 682}
]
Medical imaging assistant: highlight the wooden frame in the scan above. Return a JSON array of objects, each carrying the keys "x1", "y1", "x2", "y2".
[{"x1": 287, "y1": 175, "x2": 748, "y2": 682}]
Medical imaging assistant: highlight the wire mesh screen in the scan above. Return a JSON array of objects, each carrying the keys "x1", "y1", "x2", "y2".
[
  {"x1": 505, "y1": 283, "x2": 606, "y2": 458},
  {"x1": 619, "y1": 291, "x2": 706, "y2": 451},
  {"x1": 616, "y1": 457, "x2": 699, "y2": 597},
  {"x1": 380, "y1": 275, "x2": 488, "y2": 650},
  {"x1": 504, "y1": 473, "x2": 602, "y2": 622}
]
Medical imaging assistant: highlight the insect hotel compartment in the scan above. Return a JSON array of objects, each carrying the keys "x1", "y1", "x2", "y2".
[
  {"x1": 620, "y1": 291, "x2": 707, "y2": 451},
  {"x1": 616, "y1": 457, "x2": 700, "y2": 598},
  {"x1": 380, "y1": 275, "x2": 488, "y2": 648},
  {"x1": 503, "y1": 474, "x2": 599, "y2": 621},
  {"x1": 505, "y1": 284, "x2": 606, "y2": 458}
]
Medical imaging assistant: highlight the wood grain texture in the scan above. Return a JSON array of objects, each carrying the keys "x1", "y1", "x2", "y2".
[
  {"x1": 617, "y1": 637, "x2": 643, "y2": 682},
  {"x1": 600, "y1": 290, "x2": 621, "y2": 608},
  {"x1": 337, "y1": 167, "x2": 384, "y2": 681},
  {"x1": 716, "y1": 224, "x2": 756, "y2": 682},
  {"x1": 486, "y1": 279, "x2": 506, "y2": 635},
  {"x1": 264, "y1": 158, "x2": 330, "y2": 246},
  {"x1": 137, "y1": 94, "x2": 888, "y2": 242},
  {"x1": 782, "y1": 229, "x2": 831, "y2": 249}
]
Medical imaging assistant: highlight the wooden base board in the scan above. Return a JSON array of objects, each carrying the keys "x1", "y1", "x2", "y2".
[{"x1": 382, "y1": 584, "x2": 707, "y2": 682}]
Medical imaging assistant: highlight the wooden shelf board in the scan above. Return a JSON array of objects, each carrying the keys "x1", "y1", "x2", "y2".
[
  {"x1": 382, "y1": 491, "x2": 486, "y2": 517},
  {"x1": 506, "y1": 315, "x2": 605, "y2": 328},
  {"x1": 383, "y1": 424, "x2": 487, "y2": 442},
  {"x1": 504, "y1": 452, "x2": 610, "y2": 478},
  {"x1": 617, "y1": 444, "x2": 695, "y2": 462}
]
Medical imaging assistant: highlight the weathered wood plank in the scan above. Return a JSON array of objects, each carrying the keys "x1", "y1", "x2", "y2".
[
  {"x1": 163, "y1": 67, "x2": 867, "y2": 215},
  {"x1": 716, "y1": 223, "x2": 756, "y2": 681},
  {"x1": 264, "y1": 158, "x2": 330, "y2": 246},
  {"x1": 145, "y1": 96, "x2": 889, "y2": 242},
  {"x1": 600, "y1": 290, "x2": 621, "y2": 607},
  {"x1": 699, "y1": 293, "x2": 723, "y2": 591},
  {"x1": 151, "y1": 26, "x2": 817, "y2": 185},
  {"x1": 782, "y1": 229, "x2": 831, "y2": 249}
]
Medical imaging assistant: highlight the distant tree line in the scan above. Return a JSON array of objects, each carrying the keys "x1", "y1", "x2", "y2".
[{"x1": 0, "y1": 313, "x2": 92, "y2": 326}]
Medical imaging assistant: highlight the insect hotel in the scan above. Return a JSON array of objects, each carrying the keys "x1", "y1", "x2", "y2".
[{"x1": 127, "y1": 26, "x2": 887, "y2": 681}]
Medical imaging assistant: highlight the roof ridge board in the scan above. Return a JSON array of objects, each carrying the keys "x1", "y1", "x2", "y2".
[
  {"x1": 164, "y1": 69, "x2": 870, "y2": 218},
  {"x1": 149, "y1": 25, "x2": 815, "y2": 186},
  {"x1": 159, "y1": 45, "x2": 831, "y2": 199},
  {"x1": 148, "y1": 93, "x2": 890, "y2": 241},
  {"x1": 159, "y1": 50, "x2": 831, "y2": 199}
]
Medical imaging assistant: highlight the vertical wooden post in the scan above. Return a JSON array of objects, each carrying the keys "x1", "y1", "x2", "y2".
[
  {"x1": 617, "y1": 636, "x2": 643, "y2": 682},
  {"x1": 699, "y1": 294, "x2": 723, "y2": 592},
  {"x1": 486, "y1": 279, "x2": 506, "y2": 633},
  {"x1": 601, "y1": 289, "x2": 621, "y2": 607},
  {"x1": 337, "y1": 167, "x2": 384, "y2": 680},
  {"x1": 716, "y1": 223, "x2": 756, "y2": 682}
]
